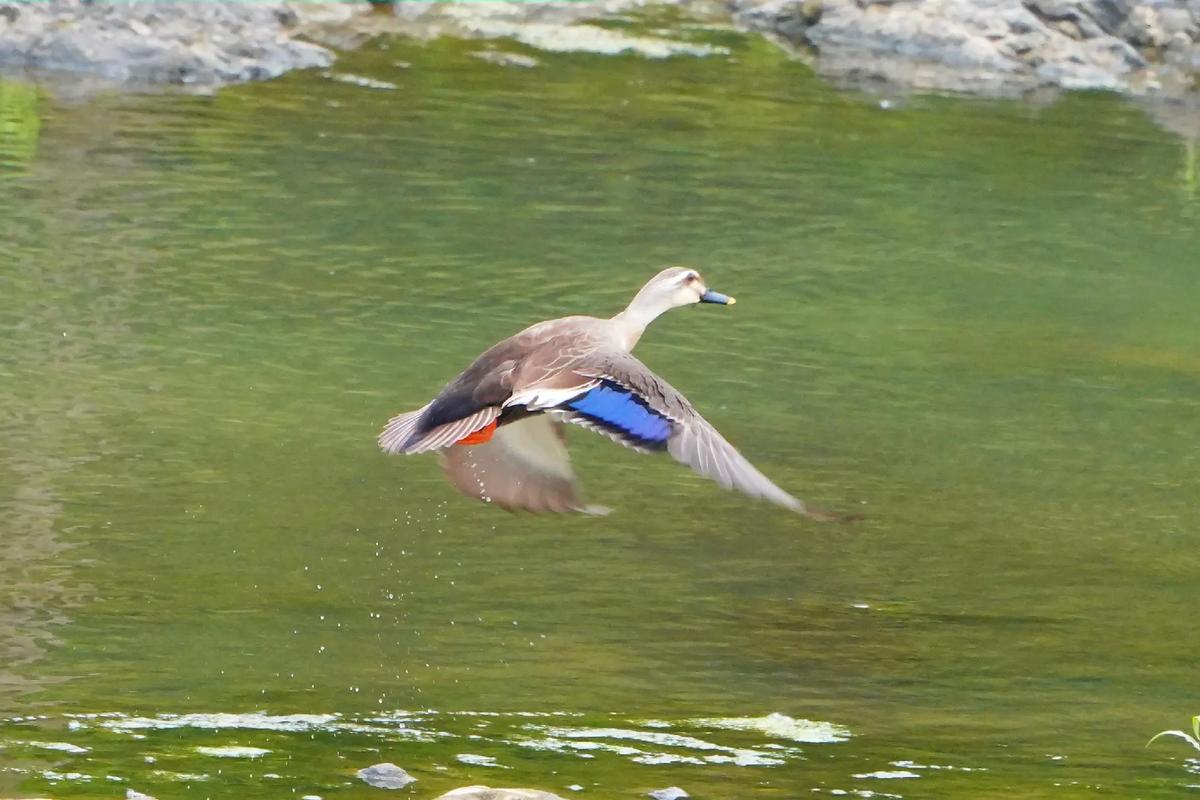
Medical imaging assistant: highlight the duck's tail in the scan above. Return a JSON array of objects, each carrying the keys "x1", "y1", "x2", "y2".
[
  {"x1": 378, "y1": 404, "x2": 430, "y2": 454},
  {"x1": 378, "y1": 404, "x2": 501, "y2": 455}
]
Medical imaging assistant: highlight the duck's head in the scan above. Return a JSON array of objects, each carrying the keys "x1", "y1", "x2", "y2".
[{"x1": 633, "y1": 266, "x2": 736, "y2": 312}]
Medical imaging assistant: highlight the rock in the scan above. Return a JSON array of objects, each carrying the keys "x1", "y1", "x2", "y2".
[
  {"x1": 0, "y1": 1, "x2": 367, "y2": 88},
  {"x1": 648, "y1": 788, "x2": 690, "y2": 800},
  {"x1": 1025, "y1": 0, "x2": 1128, "y2": 37},
  {"x1": 434, "y1": 788, "x2": 569, "y2": 800},
  {"x1": 1157, "y1": 6, "x2": 1198, "y2": 38},
  {"x1": 3, "y1": 0, "x2": 1198, "y2": 99},
  {"x1": 126, "y1": 790, "x2": 158, "y2": 800},
  {"x1": 378, "y1": 2, "x2": 730, "y2": 59},
  {"x1": 1118, "y1": 5, "x2": 1166, "y2": 46},
  {"x1": 730, "y1": 0, "x2": 1200, "y2": 97},
  {"x1": 356, "y1": 763, "x2": 417, "y2": 790}
]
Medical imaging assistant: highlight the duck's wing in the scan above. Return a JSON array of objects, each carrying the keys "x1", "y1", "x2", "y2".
[
  {"x1": 377, "y1": 348, "x2": 516, "y2": 455},
  {"x1": 378, "y1": 320, "x2": 590, "y2": 455},
  {"x1": 439, "y1": 415, "x2": 608, "y2": 514},
  {"x1": 509, "y1": 347, "x2": 836, "y2": 519}
]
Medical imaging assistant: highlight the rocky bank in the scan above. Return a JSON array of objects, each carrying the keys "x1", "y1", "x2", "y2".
[
  {"x1": 1, "y1": 0, "x2": 1198, "y2": 99},
  {"x1": 0, "y1": 1, "x2": 359, "y2": 86},
  {"x1": 732, "y1": 0, "x2": 1200, "y2": 97}
]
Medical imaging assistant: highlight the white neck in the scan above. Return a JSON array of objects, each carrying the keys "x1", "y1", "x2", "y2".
[{"x1": 610, "y1": 291, "x2": 671, "y2": 351}]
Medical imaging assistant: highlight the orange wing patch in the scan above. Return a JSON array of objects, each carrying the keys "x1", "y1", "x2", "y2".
[{"x1": 456, "y1": 419, "x2": 498, "y2": 446}]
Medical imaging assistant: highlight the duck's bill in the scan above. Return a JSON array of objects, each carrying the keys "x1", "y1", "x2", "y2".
[{"x1": 700, "y1": 289, "x2": 736, "y2": 305}]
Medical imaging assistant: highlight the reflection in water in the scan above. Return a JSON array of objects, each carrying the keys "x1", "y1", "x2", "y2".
[
  {"x1": 1, "y1": 98, "x2": 157, "y2": 707},
  {"x1": 0, "y1": 294, "x2": 93, "y2": 703},
  {"x1": 1140, "y1": 97, "x2": 1200, "y2": 198},
  {"x1": 0, "y1": 78, "x2": 39, "y2": 173},
  {"x1": 0, "y1": 460, "x2": 76, "y2": 700}
]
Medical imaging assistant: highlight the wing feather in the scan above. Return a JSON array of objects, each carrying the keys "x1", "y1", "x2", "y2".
[
  {"x1": 380, "y1": 407, "x2": 500, "y2": 455},
  {"x1": 440, "y1": 416, "x2": 607, "y2": 514},
  {"x1": 378, "y1": 403, "x2": 432, "y2": 454},
  {"x1": 566, "y1": 349, "x2": 833, "y2": 518},
  {"x1": 379, "y1": 318, "x2": 847, "y2": 520}
]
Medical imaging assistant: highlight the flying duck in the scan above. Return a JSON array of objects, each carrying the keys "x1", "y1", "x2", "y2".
[{"x1": 379, "y1": 267, "x2": 840, "y2": 519}]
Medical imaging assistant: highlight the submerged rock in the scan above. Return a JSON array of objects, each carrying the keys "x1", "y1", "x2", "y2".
[
  {"x1": 730, "y1": 0, "x2": 1200, "y2": 98},
  {"x1": 434, "y1": 788, "x2": 568, "y2": 800},
  {"x1": 356, "y1": 762, "x2": 418, "y2": 789},
  {"x1": 648, "y1": 788, "x2": 690, "y2": 800}
]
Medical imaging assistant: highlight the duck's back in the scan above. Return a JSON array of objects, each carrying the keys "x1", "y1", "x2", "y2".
[{"x1": 418, "y1": 314, "x2": 609, "y2": 433}]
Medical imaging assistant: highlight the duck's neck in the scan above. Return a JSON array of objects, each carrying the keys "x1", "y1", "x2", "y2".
[{"x1": 610, "y1": 293, "x2": 669, "y2": 351}]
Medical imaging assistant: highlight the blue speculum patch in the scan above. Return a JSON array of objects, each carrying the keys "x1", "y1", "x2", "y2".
[{"x1": 566, "y1": 383, "x2": 673, "y2": 448}]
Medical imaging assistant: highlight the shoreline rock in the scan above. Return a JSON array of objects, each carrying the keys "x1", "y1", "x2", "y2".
[
  {"x1": 312, "y1": 0, "x2": 732, "y2": 59},
  {"x1": 729, "y1": 0, "x2": 1200, "y2": 98},
  {"x1": 0, "y1": 1, "x2": 366, "y2": 88},
  {"x1": 0, "y1": 0, "x2": 1196, "y2": 103}
]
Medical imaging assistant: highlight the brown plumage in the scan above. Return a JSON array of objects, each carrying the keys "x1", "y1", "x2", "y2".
[{"x1": 379, "y1": 267, "x2": 844, "y2": 519}]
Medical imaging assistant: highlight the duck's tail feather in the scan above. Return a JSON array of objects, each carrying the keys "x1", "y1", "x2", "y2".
[
  {"x1": 378, "y1": 404, "x2": 501, "y2": 455},
  {"x1": 378, "y1": 404, "x2": 431, "y2": 454}
]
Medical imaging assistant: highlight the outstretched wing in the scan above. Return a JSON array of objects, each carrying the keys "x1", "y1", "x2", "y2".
[
  {"x1": 529, "y1": 348, "x2": 831, "y2": 518},
  {"x1": 378, "y1": 318, "x2": 606, "y2": 456},
  {"x1": 439, "y1": 415, "x2": 608, "y2": 514}
]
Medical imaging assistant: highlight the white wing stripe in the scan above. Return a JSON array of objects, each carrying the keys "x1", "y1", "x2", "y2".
[{"x1": 505, "y1": 382, "x2": 597, "y2": 411}]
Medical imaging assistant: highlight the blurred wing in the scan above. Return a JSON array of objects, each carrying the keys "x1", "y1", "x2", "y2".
[
  {"x1": 440, "y1": 415, "x2": 607, "y2": 514},
  {"x1": 562, "y1": 349, "x2": 830, "y2": 518}
]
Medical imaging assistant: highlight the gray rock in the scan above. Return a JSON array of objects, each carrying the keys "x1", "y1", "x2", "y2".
[
  {"x1": 0, "y1": 1, "x2": 364, "y2": 87},
  {"x1": 730, "y1": 0, "x2": 1200, "y2": 97},
  {"x1": 1118, "y1": 5, "x2": 1166, "y2": 46},
  {"x1": 374, "y1": 1, "x2": 729, "y2": 59},
  {"x1": 648, "y1": 788, "x2": 690, "y2": 800},
  {"x1": 1157, "y1": 6, "x2": 1198, "y2": 38},
  {"x1": 434, "y1": 788, "x2": 568, "y2": 800},
  {"x1": 356, "y1": 762, "x2": 417, "y2": 790},
  {"x1": 4, "y1": 0, "x2": 1198, "y2": 100}
]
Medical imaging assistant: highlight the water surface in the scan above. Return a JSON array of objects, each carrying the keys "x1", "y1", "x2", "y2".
[{"x1": 1, "y1": 29, "x2": 1198, "y2": 800}]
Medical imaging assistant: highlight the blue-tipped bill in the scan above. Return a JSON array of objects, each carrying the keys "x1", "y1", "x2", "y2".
[{"x1": 700, "y1": 289, "x2": 736, "y2": 305}]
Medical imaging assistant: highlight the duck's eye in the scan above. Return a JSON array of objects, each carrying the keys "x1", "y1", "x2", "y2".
[{"x1": 684, "y1": 272, "x2": 699, "y2": 283}]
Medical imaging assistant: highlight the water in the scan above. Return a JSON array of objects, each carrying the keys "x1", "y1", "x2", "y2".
[{"x1": 2, "y1": 28, "x2": 1199, "y2": 800}]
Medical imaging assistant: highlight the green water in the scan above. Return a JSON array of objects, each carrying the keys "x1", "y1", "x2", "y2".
[{"x1": 2, "y1": 29, "x2": 1199, "y2": 800}]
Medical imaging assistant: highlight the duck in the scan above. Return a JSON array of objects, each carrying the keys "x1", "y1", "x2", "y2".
[{"x1": 379, "y1": 267, "x2": 841, "y2": 520}]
